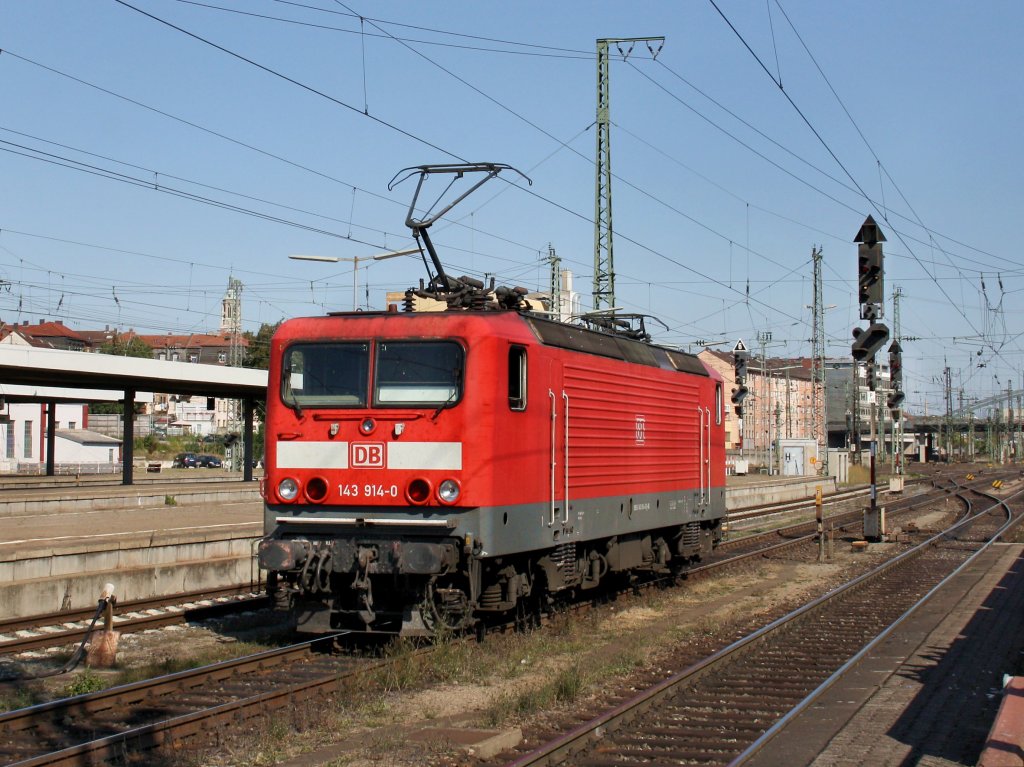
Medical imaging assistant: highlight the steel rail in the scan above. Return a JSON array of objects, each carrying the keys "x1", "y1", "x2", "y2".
[
  {"x1": 0, "y1": 584, "x2": 261, "y2": 635},
  {"x1": 503, "y1": 485, "x2": 1013, "y2": 767},
  {"x1": 0, "y1": 588, "x2": 268, "y2": 655},
  {"x1": 727, "y1": 485, "x2": 872, "y2": 523},
  {"x1": 4, "y1": 471, "x2": 1009, "y2": 764},
  {"x1": 718, "y1": 477, "x2": 969, "y2": 557},
  {"x1": 0, "y1": 634, "x2": 365, "y2": 766},
  {"x1": 728, "y1": 484, "x2": 1022, "y2": 766}
]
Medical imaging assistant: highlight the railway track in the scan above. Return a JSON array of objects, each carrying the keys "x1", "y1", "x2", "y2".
[
  {"x1": 0, "y1": 472, "x2": 1011, "y2": 764},
  {"x1": 501, "y1": 482, "x2": 1023, "y2": 767},
  {"x1": 0, "y1": 485, "x2": 897, "y2": 659},
  {"x1": 0, "y1": 636, "x2": 377, "y2": 766},
  {"x1": 0, "y1": 586, "x2": 268, "y2": 656},
  {"x1": 1, "y1": 472, "x2": 991, "y2": 659},
  {"x1": 704, "y1": 472, "x2": 984, "y2": 571}
]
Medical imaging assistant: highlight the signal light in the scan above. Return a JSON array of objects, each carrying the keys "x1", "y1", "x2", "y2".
[
  {"x1": 865, "y1": 363, "x2": 876, "y2": 391},
  {"x1": 852, "y1": 322, "x2": 889, "y2": 361},
  {"x1": 734, "y1": 354, "x2": 748, "y2": 382},
  {"x1": 887, "y1": 390, "x2": 906, "y2": 411},
  {"x1": 731, "y1": 384, "x2": 749, "y2": 418},
  {"x1": 888, "y1": 340, "x2": 903, "y2": 388},
  {"x1": 857, "y1": 243, "x2": 884, "y2": 309},
  {"x1": 855, "y1": 216, "x2": 886, "y2": 317}
]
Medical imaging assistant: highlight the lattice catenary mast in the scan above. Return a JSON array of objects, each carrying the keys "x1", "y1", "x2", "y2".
[
  {"x1": 547, "y1": 244, "x2": 562, "y2": 321},
  {"x1": 593, "y1": 36, "x2": 664, "y2": 313},
  {"x1": 810, "y1": 246, "x2": 826, "y2": 472}
]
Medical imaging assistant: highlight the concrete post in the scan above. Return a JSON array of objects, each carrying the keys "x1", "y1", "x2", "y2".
[
  {"x1": 122, "y1": 388, "x2": 135, "y2": 486},
  {"x1": 45, "y1": 400, "x2": 56, "y2": 477}
]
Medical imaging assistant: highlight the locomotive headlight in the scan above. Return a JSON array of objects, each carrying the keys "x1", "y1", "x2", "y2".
[
  {"x1": 437, "y1": 479, "x2": 461, "y2": 504},
  {"x1": 278, "y1": 477, "x2": 300, "y2": 502},
  {"x1": 360, "y1": 417, "x2": 376, "y2": 435}
]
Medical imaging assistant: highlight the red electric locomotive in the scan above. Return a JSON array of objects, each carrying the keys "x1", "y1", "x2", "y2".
[{"x1": 257, "y1": 165, "x2": 727, "y2": 635}]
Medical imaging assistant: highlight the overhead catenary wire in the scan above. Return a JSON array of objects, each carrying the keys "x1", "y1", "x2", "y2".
[
  {"x1": 705, "y1": 0, "x2": 997, "y2": 365},
  {"x1": 110, "y1": 0, "x2": 824, "y2": 325},
  {"x1": 112, "y1": 0, "x2": 468, "y2": 163},
  {"x1": 0, "y1": 0, "x2": 1007, "y2": 380},
  {"x1": 180, "y1": 0, "x2": 598, "y2": 59},
  {"x1": 8, "y1": 5, "x2": 809, "y2": 336},
  {"x1": 156, "y1": 4, "x2": 1018, "y2": 278}
]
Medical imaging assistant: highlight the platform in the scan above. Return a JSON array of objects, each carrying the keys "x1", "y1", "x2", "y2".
[
  {"x1": 0, "y1": 473, "x2": 855, "y2": 619},
  {"x1": 0, "y1": 479, "x2": 263, "y2": 617},
  {"x1": 746, "y1": 543, "x2": 1024, "y2": 767}
]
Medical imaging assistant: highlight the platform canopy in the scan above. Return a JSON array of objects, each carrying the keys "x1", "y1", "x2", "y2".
[
  {"x1": 0, "y1": 345, "x2": 267, "y2": 484},
  {"x1": 0, "y1": 345, "x2": 266, "y2": 399}
]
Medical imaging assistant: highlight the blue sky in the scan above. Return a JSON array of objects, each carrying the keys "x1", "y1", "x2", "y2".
[{"x1": 2, "y1": 1, "x2": 1022, "y2": 415}]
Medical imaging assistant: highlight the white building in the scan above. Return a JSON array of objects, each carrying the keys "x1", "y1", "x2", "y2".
[
  {"x1": 55, "y1": 429, "x2": 122, "y2": 465},
  {"x1": 0, "y1": 402, "x2": 121, "y2": 472}
]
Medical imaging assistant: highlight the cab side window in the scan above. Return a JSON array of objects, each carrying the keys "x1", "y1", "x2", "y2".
[{"x1": 508, "y1": 346, "x2": 527, "y2": 411}]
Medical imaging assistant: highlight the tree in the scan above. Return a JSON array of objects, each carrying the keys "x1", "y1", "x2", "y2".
[
  {"x1": 243, "y1": 321, "x2": 280, "y2": 370},
  {"x1": 89, "y1": 401, "x2": 124, "y2": 415},
  {"x1": 92, "y1": 336, "x2": 153, "y2": 414},
  {"x1": 98, "y1": 335, "x2": 153, "y2": 358},
  {"x1": 242, "y1": 322, "x2": 278, "y2": 459}
]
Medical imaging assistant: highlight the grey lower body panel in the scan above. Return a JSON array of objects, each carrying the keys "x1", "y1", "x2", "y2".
[{"x1": 264, "y1": 486, "x2": 726, "y2": 559}]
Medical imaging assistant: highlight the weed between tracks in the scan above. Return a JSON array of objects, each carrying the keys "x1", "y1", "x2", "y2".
[
  {"x1": 0, "y1": 685, "x2": 42, "y2": 713},
  {"x1": 0, "y1": 637, "x2": 277, "y2": 715},
  {"x1": 189, "y1": 574, "x2": 784, "y2": 766},
  {"x1": 7, "y1": 559, "x2": 850, "y2": 766}
]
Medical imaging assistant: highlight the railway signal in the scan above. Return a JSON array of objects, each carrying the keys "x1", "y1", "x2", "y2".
[
  {"x1": 857, "y1": 244, "x2": 884, "y2": 314},
  {"x1": 887, "y1": 389, "x2": 906, "y2": 412},
  {"x1": 851, "y1": 219, "x2": 889, "y2": 361},
  {"x1": 851, "y1": 322, "x2": 890, "y2": 361},
  {"x1": 855, "y1": 216, "x2": 886, "y2": 321},
  {"x1": 731, "y1": 345, "x2": 749, "y2": 418},
  {"x1": 865, "y1": 361, "x2": 876, "y2": 392},
  {"x1": 887, "y1": 340, "x2": 905, "y2": 414},
  {"x1": 854, "y1": 215, "x2": 890, "y2": 543}
]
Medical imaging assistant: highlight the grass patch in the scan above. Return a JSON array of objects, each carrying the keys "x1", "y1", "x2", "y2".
[
  {"x1": 373, "y1": 627, "x2": 499, "y2": 694},
  {"x1": 113, "y1": 640, "x2": 272, "y2": 685},
  {"x1": 0, "y1": 683, "x2": 46, "y2": 713},
  {"x1": 483, "y1": 662, "x2": 586, "y2": 727},
  {"x1": 62, "y1": 669, "x2": 106, "y2": 697}
]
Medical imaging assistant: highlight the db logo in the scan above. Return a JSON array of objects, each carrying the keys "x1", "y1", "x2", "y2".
[{"x1": 351, "y1": 443, "x2": 385, "y2": 468}]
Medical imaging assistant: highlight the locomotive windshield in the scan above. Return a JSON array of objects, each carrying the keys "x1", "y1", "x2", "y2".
[
  {"x1": 281, "y1": 342, "x2": 370, "y2": 408},
  {"x1": 280, "y1": 340, "x2": 463, "y2": 409},
  {"x1": 374, "y1": 341, "x2": 463, "y2": 406}
]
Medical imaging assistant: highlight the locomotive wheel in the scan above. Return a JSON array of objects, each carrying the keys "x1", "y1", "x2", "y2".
[
  {"x1": 515, "y1": 594, "x2": 543, "y2": 632},
  {"x1": 421, "y1": 580, "x2": 472, "y2": 635}
]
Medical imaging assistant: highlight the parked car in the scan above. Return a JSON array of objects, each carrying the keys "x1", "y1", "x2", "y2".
[
  {"x1": 172, "y1": 452, "x2": 198, "y2": 468},
  {"x1": 197, "y1": 454, "x2": 223, "y2": 468}
]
